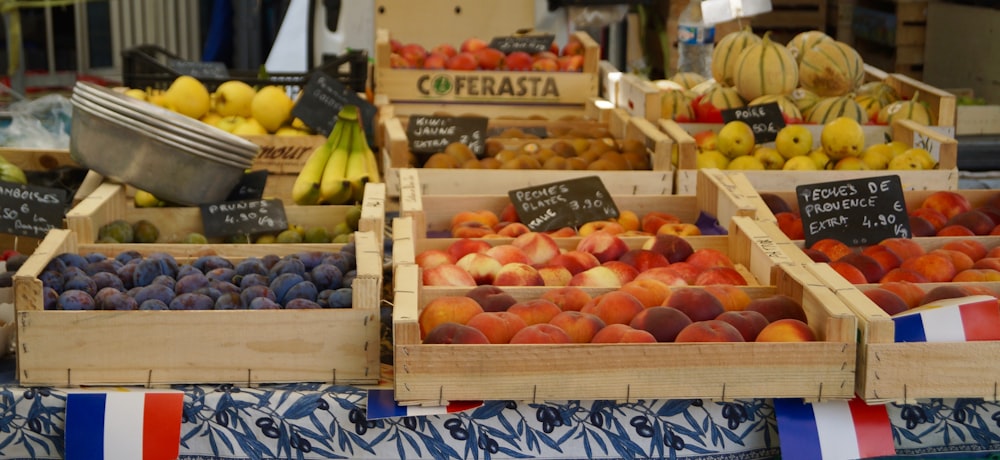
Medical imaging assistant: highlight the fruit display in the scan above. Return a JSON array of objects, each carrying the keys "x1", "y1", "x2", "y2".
[
  {"x1": 387, "y1": 35, "x2": 587, "y2": 72},
  {"x1": 418, "y1": 284, "x2": 814, "y2": 344},
  {"x1": 292, "y1": 105, "x2": 381, "y2": 205},
  {"x1": 417, "y1": 137, "x2": 651, "y2": 171}
]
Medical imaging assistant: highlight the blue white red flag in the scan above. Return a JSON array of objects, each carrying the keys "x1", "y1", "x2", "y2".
[
  {"x1": 892, "y1": 294, "x2": 1000, "y2": 342},
  {"x1": 774, "y1": 397, "x2": 894, "y2": 460},
  {"x1": 65, "y1": 389, "x2": 184, "y2": 460},
  {"x1": 366, "y1": 389, "x2": 482, "y2": 420}
]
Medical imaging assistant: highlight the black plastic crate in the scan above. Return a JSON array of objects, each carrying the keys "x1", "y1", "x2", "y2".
[{"x1": 121, "y1": 45, "x2": 368, "y2": 94}]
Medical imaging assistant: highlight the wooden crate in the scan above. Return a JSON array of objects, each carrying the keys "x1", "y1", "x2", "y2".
[
  {"x1": 65, "y1": 182, "x2": 386, "y2": 252},
  {"x1": 750, "y1": 0, "x2": 829, "y2": 45},
  {"x1": 13, "y1": 228, "x2": 384, "y2": 387},
  {"x1": 668, "y1": 118, "x2": 959, "y2": 195},
  {"x1": 391, "y1": 260, "x2": 857, "y2": 405},
  {"x1": 851, "y1": 0, "x2": 929, "y2": 79},
  {"x1": 380, "y1": 108, "x2": 675, "y2": 197},
  {"x1": 238, "y1": 135, "x2": 326, "y2": 203}
]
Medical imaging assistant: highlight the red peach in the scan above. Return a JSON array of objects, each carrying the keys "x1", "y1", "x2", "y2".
[
  {"x1": 507, "y1": 299, "x2": 563, "y2": 326},
  {"x1": 546, "y1": 250, "x2": 601, "y2": 275},
  {"x1": 640, "y1": 211, "x2": 681, "y2": 235},
  {"x1": 493, "y1": 263, "x2": 545, "y2": 286},
  {"x1": 562, "y1": 36, "x2": 585, "y2": 56},
  {"x1": 828, "y1": 261, "x2": 868, "y2": 284},
  {"x1": 466, "y1": 311, "x2": 528, "y2": 344},
  {"x1": 878, "y1": 238, "x2": 925, "y2": 261},
  {"x1": 745, "y1": 294, "x2": 808, "y2": 323},
  {"x1": 419, "y1": 296, "x2": 485, "y2": 337},
  {"x1": 899, "y1": 253, "x2": 957, "y2": 282},
  {"x1": 776, "y1": 212, "x2": 805, "y2": 239},
  {"x1": 446, "y1": 52, "x2": 479, "y2": 70},
  {"x1": 503, "y1": 51, "x2": 533, "y2": 71},
  {"x1": 399, "y1": 43, "x2": 428, "y2": 67},
  {"x1": 620, "y1": 278, "x2": 673, "y2": 308},
  {"x1": 416, "y1": 249, "x2": 456, "y2": 269},
  {"x1": 629, "y1": 306, "x2": 693, "y2": 342},
  {"x1": 693, "y1": 266, "x2": 749, "y2": 286},
  {"x1": 665, "y1": 287, "x2": 726, "y2": 322},
  {"x1": 465, "y1": 285, "x2": 517, "y2": 312},
  {"x1": 879, "y1": 281, "x2": 926, "y2": 309},
  {"x1": 576, "y1": 230, "x2": 629, "y2": 263},
  {"x1": 423, "y1": 322, "x2": 490, "y2": 344},
  {"x1": 716, "y1": 310, "x2": 770, "y2": 342},
  {"x1": 942, "y1": 239, "x2": 987, "y2": 261},
  {"x1": 675, "y1": 320, "x2": 745, "y2": 342},
  {"x1": 920, "y1": 191, "x2": 972, "y2": 219},
  {"x1": 861, "y1": 245, "x2": 903, "y2": 274},
  {"x1": 549, "y1": 311, "x2": 606, "y2": 343},
  {"x1": 538, "y1": 265, "x2": 573, "y2": 286},
  {"x1": 512, "y1": 232, "x2": 561, "y2": 265},
  {"x1": 704, "y1": 285, "x2": 753, "y2": 311},
  {"x1": 485, "y1": 245, "x2": 532, "y2": 265},
  {"x1": 837, "y1": 252, "x2": 886, "y2": 283},
  {"x1": 423, "y1": 52, "x2": 448, "y2": 70},
  {"x1": 880, "y1": 268, "x2": 930, "y2": 283},
  {"x1": 908, "y1": 216, "x2": 938, "y2": 237},
  {"x1": 810, "y1": 238, "x2": 855, "y2": 262},
  {"x1": 952, "y1": 268, "x2": 1000, "y2": 282},
  {"x1": 557, "y1": 54, "x2": 584, "y2": 72},
  {"x1": 937, "y1": 225, "x2": 976, "y2": 237},
  {"x1": 446, "y1": 238, "x2": 493, "y2": 263},
  {"x1": 685, "y1": 248, "x2": 735, "y2": 271},
  {"x1": 909, "y1": 207, "x2": 948, "y2": 230},
  {"x1": 591, "y1": 324, "x2": 658, "y2": 343},
  {"x1": 601, "y1": 261, "x2": 640, "y2": 285},
  {"x1": 568, "y1": 266, "x2": 623, "y2": 288},
  {"x1": 460, "y1": 37, "x2": 488, "y2": 53},
  {"x1": 531, "y1": 57, "x2": 560, "y2": 72},
  {"x1": 618, "y1": 249, "x2": 671, "y2": 271},
  {"x1": 755, "y1": 319, "x2": 816, "y2": 342},
  {"x1": 473, "y1": 47, "x2": 505, "y2": 70},
  {"x1": 540, "y1": 286, "x2": 593, "y2": 312},
  {"x1": 456, "y1": 252, "x2": 503, "y2": 285},
  {"x1": 509, "y1": 323, "x2": 573, "y2": 344},
  {"x1": 644, "y1": 233, "x2": 695, "y2": 263},
  {"x1": 423, "y1": 264, "x2": 477, "y2": 287},
  {"x1": 863, "y1": 288, "x2": 910, "y2": 315},
  {"x1": 633, "y1": 267, "x2": 689, "y2": 288},
  {"x1": 431, "y1": 43, "x2": 458, "y2": 58},
  {"x1": 389, "y1": 53, "x2": 410, "y2": 68},
  {"x1": 929, "y1": 248, "x2": 975, "y2": 273},
  {"x1": 581, "y1": 291, "x2": 646, "y2": 325}
]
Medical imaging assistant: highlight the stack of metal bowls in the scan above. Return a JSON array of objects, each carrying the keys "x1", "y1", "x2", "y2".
[{"x1": 69, "y1": 81, "x2": 260, "y2": 205}]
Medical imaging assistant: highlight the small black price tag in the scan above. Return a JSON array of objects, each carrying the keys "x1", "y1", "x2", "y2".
[
  {"x1": 0, "y1": 182, "x2": 68, "y2": 238},
  {"x1": 721, "y1": 102, "x2": 786, "y2": 143},
  {"x1": 406, "y1": 115, "x2": 488, "y2": 156},
  {"x1": 166, "y1": 58, "x2": 230, "y2": 79},
  {"x1": 797, "y1": 175, "x2": 911, "y2": 248},
  {"x1": 508, "y1": 176, "x2": 619, "y2": 232},
  {"x1": 226, "y1": 170, "x2": 269, "y2": 201},
  {"x1": 199, "y1": 198, "x2": 288, "y2": 239},
  {"x1": 291, "y1": 73, "x2": 377, "y2": 146},
  {"x1": 488, "y1": 34, "x2": 555, "y2": 54}
]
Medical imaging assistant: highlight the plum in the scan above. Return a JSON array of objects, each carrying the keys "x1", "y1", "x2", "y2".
[
  {"x1": 84, "y1": 259, "x2": 121, "y2": 276},
  {"x1": 281, "y1": 281, "x2": 318, "y2": 306},
  {"x1": 42, "y1": 286, "x2": 58, "y2": 310},
  {"x1": 309, "y1": 264, "x2": 343, "y2": 291},
  {"x1": 210, "y1": 280, "x2": 240, "y2": 296},
  {"x1": 92, "y1": 272, "x2": 124, "y2": 291},
  {"x1": 103, "y1": 292, "x2": 139, "y2": 311},
  {"x1": 95, "y1": 286, "x2": 123, "y2": 308},
  {"x1": 261, "y1": 254, "x2": 280, "y2": 269},
  {"x1": 114, "y1": 250, "x2": 142, "y2": 265},
  {"x1": 292, "y1": 251, "x2": 330, "y2": 270},
  {"x1": 146, "y1": 252, "x2": 179, "y2": 278},
  {"x1": 133, "y1": 283, "x2": 175, "y2": 306},
  {"x1": 214, "y1": 292, "x2": 243, "y2": 310},
  {"x1": 169, "y1": 293, "x2": 214, "y2": 310},
  {"x1": 175, "y1": 273, "x2": 210, "y2": 295},
  {"x1": 268, "y1": 258, "x2": 306, "y2": 281},
  {"x1": 62, "y1": 266, "x2": 87, "y2": 281},
  {"x1": 286, "y1": 298, "x2": 321, "y2": 309},
  {"x1": 205, "y1": 267, "x2": 236, "y2": 284},
  {"x1": 64, "y1": 276, "x2": 98, "y2": 297},
  {"x1": 239, "y1": 274, "x2": 269, "y2": 290},
  {"x1": 326, "y1": 287, "x2": 352, "y2": 309},
  {"x1": 84, "y1": 252, "x2": 108, "y2": 264},
  {"x1": 151, "y1": 275, "x2": 176, "y2": 290},
  {"x1": 322, "y1": 253, "x2": 354, "y2": 275},
  {"x1": 133, "y1": 258, "x2": 168, "y2": 287},
  {"x1": 248, "y1": 297, "x2": 281, "y2": 310},
  {"x1": 56, "y1": 253, "x2": 89, "y2": 270},
  {"x1": 139, "y1": 299, "x2": 169, "y2": 310},
  {"x1": 116, "y1": 263, "x2": 138, "y2": 289},
  {"x1": 193, "y1": 255, "x2": 233, "y2": 273},
  {"x1": 38, "y1": 270, "x2": 63, "y2": 291},
  {"x1": 342, "y1": 270, "x2": 358, "y2": 290},
  {"x1": 177, "y1": 265, "x2": 203, "y2": 280},
  {"x1": 270, "y1": 273, "x2": 305, "y2": 303},
  {"x1": 240, "y1": 285, "x2": 276, "y2": 307},
  {"x1": 58, "y1": 289, "x2": 95, "y2": 310},
  {"x1": 194, "y1": 287, "x2": 223, "y2": 302},
  {"x1": 235, "y1": 258, "x2": 268, "y2": 277}
]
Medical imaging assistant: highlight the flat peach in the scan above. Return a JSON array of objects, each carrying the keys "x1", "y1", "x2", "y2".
[{"x1": 423, "y1": 264, "x2": 478, "y2": 287}]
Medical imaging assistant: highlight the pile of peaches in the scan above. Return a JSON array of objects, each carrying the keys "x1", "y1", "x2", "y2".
[
  {"x1": 418, "y1": 284, "x2": 816, "y2": 345},
  {"x1": 388, "y1": 36, "x2": 586, "y2": 72},
  {"x1": 443, "y1": 204, "x2": 700, "y2": 239}
]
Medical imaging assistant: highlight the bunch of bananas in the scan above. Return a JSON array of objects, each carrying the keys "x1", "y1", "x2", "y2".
[{"x1": 292, "y1": 105, "x2": 381, "y2": 205}]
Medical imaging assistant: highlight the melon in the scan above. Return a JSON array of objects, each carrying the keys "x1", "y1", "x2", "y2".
[
  {"x1": 786, "y1": 30, "x2": 832, "y2": 64},
  {"x1": 807, "y1": 95, "x2": 867, "y2": 125},
  {"x1": 798, "y1": 40, "x2": 865, "y2": 97},
  {"x1": 789, "y1": 87, "x2": 821, "y2": 118},
  {"x1": 749, "y1": 94, "x2": 804, "y2": 123},
  {"x1": 876, "y1": 91, "x2": 935, "y2": 125},
  {"x1": 660, "y1": 89, "x2": 696, "y2": 122},
  {"x1": 857, "y1": 81, "x2": 901, "y2": 107},
  {"x1": 670, "y1": 72, "x2": 708, "y2": 90},
  {"x1": 692, "y1": 85, "x2": 745, "y2": 123},
  {"x1": 651, "y1": 79, "x2": 686, "y2": 92},
  {"x1": 711, "y1": 27, "x2": 761, "y2": 87},
  {"x1": 689, "y1": 78, "x2": 719, "y2": 96},
  {"x1": 855, "y1": 94, "x2": 882, "y2": 123},
  {"x1": 732, "y1": 32, "x2": 799, "y2": 102}
]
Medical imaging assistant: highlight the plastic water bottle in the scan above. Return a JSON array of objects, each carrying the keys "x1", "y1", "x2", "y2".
[{"x1": 676, "y1": 0, "x2": 715, "y2": 79}]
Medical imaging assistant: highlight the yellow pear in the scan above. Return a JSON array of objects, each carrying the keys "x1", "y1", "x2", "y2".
[
  {"x1": 820, "y1": 117, "x2": 865, "y2": 160},
  {"x1": 783, "y1": 155, "x2": 820, "y2": 170},
  {"x1": 200, "y1": 111, "x2": 223, "y2": 126},
  {"x1": 275, "y1": 126, "x2": 310, "y2": 136},
  {"x1": 215, "y1": 115, "x2": 246, "y2": 133},
  {"x1": 213, "y1": 80, "x2": 257, "y2": 117},
  {"x1": 232, "y1": 118, "x2": 268, "y2": 135},
  {"x1": 903, "y1": 148, "x2": 935, "y2": 169},
  {"x1": 727, "y1": 155, "x2": 766, "y2": 170},
  {"x1": 163, "y1": 75, "x2": 211, "y2": 119},
  {"x1": 888, "y1": 151, "x2": 924, "y2": 170},
  {"x1": 860, "y1": 144, "x2": 894, "y2": 170},
  {"x1": 774, "y1": 124, "x2": 814, "y2": 160},
  {"x1": 696, "y1": 150, "x2": 730, "y2": 169},
  {"x1": 833, "y1": 157, "x2": 870, "y2": 170},
  {"x1": 717, "y1": 121, "x2": 756, "y2": 159},
  {"x1": 753, "y1": 146, "x2": 785, "y2": 170},
  {"x1": 124, "y1": 88, "x2": 148, "y2": 101},
  {"x1": 251, "y1": 85, "x2": 294, "y2": 133},
  {"x1": 886, "y1": 140, "x2": 909, "y2": 157}
]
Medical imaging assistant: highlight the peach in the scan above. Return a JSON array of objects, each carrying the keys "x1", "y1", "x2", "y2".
[
  {"x1": 423, "y1": 322, "x2": 491, "y2": 344},
  {"x1": 675, "y1": 320, "x2": 745, "y2": 342},
  {"x1": 503, "y1": 51, "x2": 533, "y2": 71},
  {"x1": 601, "y1": 261, "x2": 640, "y2": 285},
  {"x1": 920, "y1": 191, "x2": 971, "y2": 219},
  {"x1": 861, "y1": 245, "x2": 903, "y2": 274},
  {"x1": 618, "y1": 249, "x2": 670, "y2": 272},
  {"x1": 937, "y1": 225, "x2": 976, "y2": 237},
  {"x1": 942, "y1": 239, "x2": 987, "y2": 262},
  {"x1": 828, "y1": 261, "x2": 868, "y2": 284},
  {"x1": 685, "y1": 248, "x2": 735, "y2": 271},
  {"x1": 546, "y1": 227, "x2": 577, "y2": 238},
  {"x1": 620, "y1": 278, "x2": 673, "y2": 308},
  {"x1": 557, "y1": 54, "x2": 584, "y2": 72},
  {"x1": 451, "y1": 210, "x2": 500, "y2": 230},
  {"x1": 929, "y1": 249, "x2": 975, "y2": 273},
  {"x1": 446, "y1": 238, "x2": 493, "y2": 263},
  {"x1": 616, "y1": 210, "x2": 640, "y2": 232},
  {"x1": 952, "y1": 268, "x2": 1000, "y2": 282},
  {"x1": 908, "y1": 216, "x2": 938, "y2": 237},
  {"x1": 423, "y1": 263, "x2": 478, "y2": 287},
  {"x1": 496, "y1": 222, "x2": 532, "y2": 238},
  {"x1": 980, "y1": 206, "x2": 1000, "y2": 226},
  {"x1": 629, "y1": 306, "x2": 693, "y2": 342},
  {"x1": 802, "y1": 248, "x2": 831, "y2": 263},
  {"x1": 974, "y1": 257, "x2": 1000, "y2": 272},
  {"x1": 810, "y1": 238, "x2": 854, "y2": 262},
  {"x1": 416, "y1": 249, "x2": 456, "y2": 269},
  {"x1": 590, "y1": 324, "x2": 657, "y2": 343},
  {"x1": 568, "y1": 266, "x2": 623, "y2": 288},
  {"x1": 546, "y1": 250, "x2": 601, "y2": 275},
  {"x1": 660, "y1": 262, "x2": 701, "y2": 285},
  {"x1": 466, "y1": 311, "x2": 528, "y2": 344},
  {"x1": 465, "y1": 285, "x2": 517, "y2": 312},
  {"x1": 645, "y1": 233, "x2": 695, "y2": 263},
  {"x1": 493, "y1": 263, "x2": 545, "y2": 286},
  {"x1": 920, "y1": 285, "x2": 973, "y2": 306},
  {"x1": 755, "y1": 319, "x2": 815, "y2": 342},
  {"x1": 705, "y1": 285, "x2": 752, "y2": 312},
  {"x1": 486, "y1": 244, "x2": 533, "y2": 265},
  {"x1": 879, "y1": 281, "x2": 926, "y2": 309},
  {"x1": 656, "y1": 223, "x2": 702, "y2": 236},
  {"x1": 899, "y1": 253, "x2": 956, "y2": 283},
  {"x1": 909, "y1": 207, "x2": 948, "y2": 230},
  {"x1": 532, "y1": 289, "x2": 585, "y2": 317},
  {"x1": 880, "y1": 268, "x2": 930, "y2": 283},
  {"x1": 509, "y1": 323, "x2": 573, "y2": 344},
  {"x1": 641, "y1": 211, "x2": 682, "y2": 234},
  {"x1": 507, "y1": 299, "x2": 563, "y2": 326},
  {"x1": 665, "y1": 287, "x2": 726, "y2": 322},
  {"x1": 500, "y1": 202, "x2": 520, "y2": 223},
  {"x1": 419, "y1": 296, "x2": 485, "y2": 337},
  {"x1": 761, "y1": 193, "x2": 793, "y2": 214},
  {"x1": 990, "y1": 226, "x2": 1000, "y2": 236},
  {"x1": 863, "y1": 288, "x2": 910, "y2": 315},
  {"x1": 538, "y1": 265, "x2": 573, "y2": 286},
  {"x1": 512, "y1": 232, "x2": 561, "y2": 265},
  {"x1": 549, "y1": 311, "x2": 606, "y2": 343},
  {"x1": 473, "y1": 47, "x2": 505, "y2": 70},
  {"x1": 988, "y1": 247, "x2": 1000, "y2": 259},
  {"x1": 837, "y1": 252, "x2": 886, "y2": 283},
  {"x1": 576, "y1": 230, "x2": 629, "y2": 263},
  {"x1": 451, "y1": 221, "x2": 495, "y2": 238},
  {"x1": 578, "y1": 220, "x2": 625, "y2": 236},
  {"x1": 745, "y1": 294, "x2": 808, "y2": 323},
  {"x1": 581, "y1": 291, "x2": 646, "y2": 325},
  {"x1": 776, "y1": 212, "x2": 805, "y2": 239},
  {"x1": 633, "y1": 267, "x2": 689, "y2": 287},
  {"x1": 693, "y1": 267, "x2": 749, "y2": 286},
  {"x1": 456, "y1": 252, "x2": 503, "y2": 285},
  {"x1": 715, "y1": 310, "x2": 770, "y2": 342},
  {"x1": 878, "y1": 237, "x2": 925, "y2": 262}
]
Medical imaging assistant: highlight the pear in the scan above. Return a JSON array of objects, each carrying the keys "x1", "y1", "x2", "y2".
[
  {"x1": 163, "y1": 75, "x2": 211, "y2": 119},
  {"x1": 820, "y1": 117, "x2": 864, "y2": 160},
  {"x1": 717, "y1": 121, "x2": 756, "y2": 159},
  {"x1": 251, "y1": 86, "x2": 294, "y2": 133},
  {"x1": 727, "y1": 155, "x2": 766, "y2": 170},
  {"x1": 783, "y1": 156, "x2": 819, "y2": 170},
  {"x1": 774, "y1": 125, "x2": 813, "y2": 160},
  {"x1": 232, "y1": 118, "x2": 268, "y2": 135},
  {"x1": 213, "y1": 80, "x2": 256, "y2": 117}
]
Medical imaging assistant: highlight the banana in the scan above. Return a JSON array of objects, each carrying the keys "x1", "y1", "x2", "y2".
[
  {"x1": 291, "y1": 127, "x2": 338, "y2": 205},
  {"x1": 344, "y1": 120, "x2": 370, "y2": 203},
  {"x1": 358, "y1": 127, "x2": 382, "y2": 184},
  {"x1": 318, "y1": 122, "x2": 353, "y2": 205}
]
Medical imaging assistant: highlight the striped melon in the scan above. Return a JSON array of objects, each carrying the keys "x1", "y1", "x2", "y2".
[
  {"x1": 855, "y1": 94, "x2": 882, "y2": 123},
  {"x1": 857, "y1": 81, "x2": 901, "y2": 106},
  {"x1": 789, "y1": 87, "x2": 821, "y2": 118},
  {"x1": 660, "y1": 89, "x2": 696, "y2": 122},
  {"x1": 732, "y1": 32, "x2": 799, "y2": 102},
  {"x1": 798, "y1": 40, "x2": 864, "y2": 97},
  {"x1": 670, "y1": 72, "x2": 708, "y2": 90},
  {"x1": 711, "y1": 27, "x2": 761, "y2": 87},
  {"x1": 786, "y1": 30, "x2": 832, "y2": 64},
  {"x1": 689, "y1": 78, "x2": 719, "y2": 96},
  {"x1": 876, "y1": 91, "x2": 934, "y2": 125},
  {"x1": 807, "y1": 95, "x2": 867, "y2": 124},
  {"x1": 692, "y1": 84, "x2": 745, "y2": 123},
  {"x1": 749, "y1": 94, "x2": 803, "y2": 123}
]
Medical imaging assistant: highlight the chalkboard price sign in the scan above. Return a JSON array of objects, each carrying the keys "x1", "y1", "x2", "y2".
[
  {"x1": 166, "y1": 58, "x2": 230, "y2": 79},
  {"x1": 199, "y1": 199, "x2": 288, "y2": 239},
  {"x1": 0, "y1": 182, "x2": 68, "y2": 238},
  {"x1": 291, "y1": 73, "x2": 377, "y2": 146},
  {"x1": 406, "y1": 115, "x2": 488, "y2": 156},
  {"x1": 509, "y1": 176, "x2": 619, "y2": 232},
  {"x1": 226, "y1": 170, "x2": 269, "y2": 201},
  {"x1": 488, "y1": 34, "x2": 555, "y2": 54},
  {"x1": 721, "y1": 102, "x2": 786, "y2": 143},
  {"x1": 796, "y1": 175, "x2": 911, "y2": 248}
]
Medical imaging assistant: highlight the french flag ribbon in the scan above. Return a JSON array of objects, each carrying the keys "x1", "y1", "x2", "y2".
[
  {"x1": 65, "y1": 389, "x2": 184, "y2": 460},
  {"x1": 366, "y1": 389, "x2": 482, "y2": 420},
  {"x1": 892, "y1": 295, "x2": 1000, "y2": 343},
  {"x1": 774, "y1": 397, "x2": 894, "y2": 460}
]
